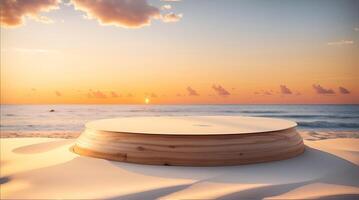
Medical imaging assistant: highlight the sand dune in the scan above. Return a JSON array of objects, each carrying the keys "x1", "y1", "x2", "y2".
[{"x1": 1, "y1": 137, "x2": 359, "y2": 199}]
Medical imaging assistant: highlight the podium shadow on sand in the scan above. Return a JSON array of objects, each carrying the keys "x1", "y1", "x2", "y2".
[{"x1": 106, "y1": 146, "x2": 359, "y2": 199}]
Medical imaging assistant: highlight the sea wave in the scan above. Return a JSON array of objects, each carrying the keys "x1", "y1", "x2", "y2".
[
  {"x1": 238, "y1": 110, "x2": 286, "y2": 114},
  {"x1": 298, "y1": 121, "x2": 359, "y2": 129},
  {"x1": 257, "y1": 114, "x2": 359, "y2": 119},
  {"x1": 1, "y1": 105, "x2": 358, "y2": 131}
]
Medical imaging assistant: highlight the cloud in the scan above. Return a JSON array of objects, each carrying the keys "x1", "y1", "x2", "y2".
[
  {"x1": 2, "y1": 0, "x2": 183, "y2": 28},
  {"x1": 0, "y1": 0, "x2": 60, "y2": 27},
  {"x1": 312, "y1": 84, "x2": 335, "y2": 94},
  {"x1": 263, "y1": 91, "x2": 272, "y2": 95},
  {"x1": 338, "y1": 86, "x2": 351, "y2": 94},
  {"x1": 55, "y1": 90, "x2": 62, "y2": 97},
  {"x1": 144, "y1": 92, "x2": 158, "y2": 98},
  {"x1": 280, "y1": 85, "x2": 292, "y2": 95},
  {"x1": 87, "y1": 90, "x2": 107, "y2": 98},
  {"x1": 327, "y1": 40, "x2": 354, "y2": 46},
  {"x1": 161, "y1": 5, "x2": 172, "y2": 10},
  {"x1": 254, "y1": 90, "x2": 272, "y2": 95},
  {"x1": 354, "y1": 27, "x2": 359, "y2": 32},
  {"x1": 111, "y1": 91, "x2": 119, "y2": 98},
  {"x1": 187, "y1": 87, "x2": 199, "y2": 96},
  {"x1": 150, "y1": 93, "x2": 158, "y2": 98},
  {"x1": 71, "y1": 0, "x2": 162, "y2": 28},
  {"x1": 162, "y1": 12, "x2": 183, "y2": 23},
  {"x1": 161, "y1": 0, "x2": 181, "y2": 2},
  {"x1": 212, "y1": 85, "x2": 230, "y2": 96}
]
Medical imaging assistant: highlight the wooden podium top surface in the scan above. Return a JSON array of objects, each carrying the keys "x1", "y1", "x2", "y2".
[{"x1": 85, "y1": 116, "x2": 297, "y2": 135}]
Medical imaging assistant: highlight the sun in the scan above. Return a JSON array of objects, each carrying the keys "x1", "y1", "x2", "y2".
[{"x1": 145, "y1": 98, "x2": 150, "y2": 104}]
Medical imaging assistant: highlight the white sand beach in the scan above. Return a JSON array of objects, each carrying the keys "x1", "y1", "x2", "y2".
[
  {"x1": 2, "y1": 0, "x2": 358, "y2": 198},
  {"x1": 1, "y1": 133, "x2": 359, "y2": 199}
]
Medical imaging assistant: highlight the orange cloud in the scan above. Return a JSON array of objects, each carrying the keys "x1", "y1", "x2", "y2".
[
  {"x1": 212, "y1": 85, "x2": 230, "y2": 96},
  {"x1": 263, "y1": 90, "x2": 272, "y2": 95},
  {"x1": 312, "y1": 84, "x2": 335, "y2": 94},
  {"x1": 144, "y1": 92, "x2": 158, "y2": 98},
  {"x1": 111, "y1": 91, "x2": 119, "y2": 98},
  {"x1": 150, "y1": 93, "x2": 158, "y2": 98},
  {"x1": 87, "y1": 90, "x2": 107, "y2": 98},
  {"x1": 264, "y1": 91, "x2": 272, "y2": 95},
  {"x1": 338, "y1": 86, "x2": 351, "y2": 94},
  {"x1": 55, "y1": 90, "x2": 62, "y2": 97},
  {"x1": 280, "y1": 85, "x2": 292, "y2": 95},
  {"x1": 254, "y1": 90, "x2": 272, "y2": 95},
  {"x1": 0, "y1": 0, "x2": 60, "y2": 27},
  {"x1": 71, "y1": 0, "x2": 161, "y2": 28},
  {"x1": 187, "y1": 86, "x2": 199, "y2": 96}
]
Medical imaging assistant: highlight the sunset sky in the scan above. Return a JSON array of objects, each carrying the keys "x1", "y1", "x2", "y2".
[{"x1": 1, "y1": 0, "x2": 358, "y2": 104}]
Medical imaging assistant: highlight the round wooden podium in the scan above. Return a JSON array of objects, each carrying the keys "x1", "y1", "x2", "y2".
[{"x1": 73, "y1": 116, "x2": 304, "y2": 166}]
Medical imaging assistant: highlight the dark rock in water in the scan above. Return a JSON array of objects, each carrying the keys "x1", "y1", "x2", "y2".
[
  {"x1": 49, "y1": 109, "x2": 55, "y2": 112},
  {"x1": 0, "y1": 176, "x2": 10, "y2": 185}
]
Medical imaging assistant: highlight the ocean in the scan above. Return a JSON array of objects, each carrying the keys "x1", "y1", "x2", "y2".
[{"x1": 1, "y1": 105, "x2": 358, "y2": 133}]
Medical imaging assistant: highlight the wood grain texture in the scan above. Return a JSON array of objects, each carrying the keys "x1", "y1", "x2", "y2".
[{"x1": 73, "y1": 119, "x2": 305, "y2": 166}]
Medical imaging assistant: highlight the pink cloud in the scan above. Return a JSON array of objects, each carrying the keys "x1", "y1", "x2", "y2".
[
  {"x1": 280, "y1": 85, "x2": 292, "y2": 95},
  {"x1": 1, "y1": 0, "x2": 183, "y2": 28},
  {"x1": 312, "y1": 84, "x2": 335, "y2": 94},
  {"x1": 338, "y1": 86, "x2": 351, "y2": 94},
  {"x1": 71, "y1": 0, "x2": 161, "y2": 28},
  {"x1": 0, "y1": 0, "x2": 60, "y2": 27},
  {"x1": 187, "y1": 87, "x2": 199, "y2": 96},
  {"x1": 212, "y1": 85, "x2": 230, "y2": 96}
]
